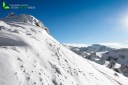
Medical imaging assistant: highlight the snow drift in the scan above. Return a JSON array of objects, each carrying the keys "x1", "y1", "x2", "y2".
[{"x1": 0, "y1": 14, "x2": 128, "y2": 85}]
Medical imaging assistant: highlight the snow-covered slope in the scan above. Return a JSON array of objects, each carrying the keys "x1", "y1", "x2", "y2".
[{"x1": 0, "y1": 14, "x2": 128, "y2": 85}]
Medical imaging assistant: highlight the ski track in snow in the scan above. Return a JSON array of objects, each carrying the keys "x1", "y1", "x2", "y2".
[{"x1": 86, "y1": 60, "x2": 122, "y2": 85}]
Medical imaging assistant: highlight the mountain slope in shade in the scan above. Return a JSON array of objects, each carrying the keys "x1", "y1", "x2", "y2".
[{"x1": 0, "y1": 14, "x2": 128, "y2": 85}]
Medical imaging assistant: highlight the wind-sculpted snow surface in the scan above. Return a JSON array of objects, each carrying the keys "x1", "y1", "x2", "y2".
[{"x1": 0, "y1": 15, "x2": 128, "y2": 85}]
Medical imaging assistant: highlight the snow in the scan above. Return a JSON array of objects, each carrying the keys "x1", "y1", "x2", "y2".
[{"x1": 0, "y1": 14, "x2": 128, "y2": 85}]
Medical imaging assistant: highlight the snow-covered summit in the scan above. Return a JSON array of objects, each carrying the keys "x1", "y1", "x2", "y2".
[{"x1": 1, "y1": 12, "x2": 48, "y2": 29}]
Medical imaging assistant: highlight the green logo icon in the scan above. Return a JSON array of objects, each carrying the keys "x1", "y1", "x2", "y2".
[{"x1": 2, "y1": 2, "x2": 10, "y2": 10}]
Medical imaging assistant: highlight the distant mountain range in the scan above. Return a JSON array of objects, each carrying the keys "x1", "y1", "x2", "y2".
[{"x1": 64, "y1": 44, "x2": 128, "y2": 77}]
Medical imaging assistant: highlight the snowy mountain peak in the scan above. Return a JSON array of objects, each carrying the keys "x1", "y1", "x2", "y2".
[
  {"x1": 1, "y1": 12, "x2": 49, "y2": 34},
  {"x1": 1, "y1": 12, "x2": 43, "y2": 27}
]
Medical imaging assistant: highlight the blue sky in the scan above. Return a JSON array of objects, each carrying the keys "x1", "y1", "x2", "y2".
[{"x1": 0, "y1": 0, "x2": 128, "y2": 45}]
